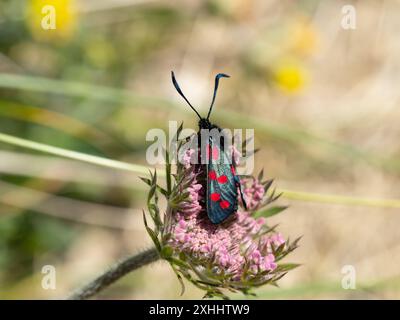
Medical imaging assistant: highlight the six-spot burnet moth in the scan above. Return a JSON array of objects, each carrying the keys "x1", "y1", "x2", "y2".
[{"x1": 171, "y1": 71, "x2": 247, "y2": 224}]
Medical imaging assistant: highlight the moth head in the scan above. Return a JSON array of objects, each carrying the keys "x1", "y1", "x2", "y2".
[{"x1": 198, "y1": 118, "x2": 212, "y2": 129}]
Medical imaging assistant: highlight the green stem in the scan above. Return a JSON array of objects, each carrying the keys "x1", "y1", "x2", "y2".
[
  {"x1": 0, "y1": 132, "x2": 151, "y2": 176},
  {"x1": 278, "y1": 189, "x2": 400, "y2": 209},
  {"x1": 1, "y1": 73, "x2": 398, "y2": 173},
  {"x1": 67, "y1": 247, "x2": 160, "y2": 300},
  {"x1": 0, "y1": 131, "x2": 399, "y2": 209}
]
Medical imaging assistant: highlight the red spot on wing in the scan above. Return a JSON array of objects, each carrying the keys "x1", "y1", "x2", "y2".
[
  {"x1": 209, "y1": 170, "x2": 217, "y2": 180},
  {"x1": 231, "y1": 165, "x2": 236, "y2": 175},
  {"x1": 205, "y1": 144, "x2": 210, "y2": 159},
  {"x1": 210, "y1": 193, "x2": 220, "y2": 201},
  {"x1": 220, "y1": 200, "x2": 230, "y2": 209},
  {"x1": 212, "y1": 146, "x2": 219, "y2": 161},
  {"x1": 217, "y1": 175, "x2": 228, "y2": 184}
]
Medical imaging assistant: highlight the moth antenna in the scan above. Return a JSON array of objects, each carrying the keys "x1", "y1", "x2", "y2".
[
  {"x1": 171, "y1": 71, "x2": 202, "y2": 120},
  {"x1": 206, "y1": 73, "x2": 230, "y2": 120}
]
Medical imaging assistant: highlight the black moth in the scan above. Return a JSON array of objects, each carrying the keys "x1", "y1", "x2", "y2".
[{"x1": 171, "y1": 71, "x2": 247, "y2": 224}]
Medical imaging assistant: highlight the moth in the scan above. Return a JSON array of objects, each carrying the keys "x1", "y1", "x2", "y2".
[{"x1": 171, "y1": 71, "x2": 247, "y2": 224}]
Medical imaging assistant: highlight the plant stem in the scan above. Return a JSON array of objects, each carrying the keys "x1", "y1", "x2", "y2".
[
  {"x1": 67, "y1": 247, "x2": 160, "y2": 300},
  {"x1": 0, "y1": 132, "x2": 152, "y2": 176},
  {"x1": 1, "y1": 131, "x2": 400, "y2": 209},
  {"x1": 1, "y1": 72, "x2": 399, "y2": 173},
  {"x1": 278, "y1": 188, "x2": 400, "y2": 208}
]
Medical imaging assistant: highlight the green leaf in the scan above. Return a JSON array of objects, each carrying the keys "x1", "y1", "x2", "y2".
[
  {"x1": 156, "y1": 185, "x2": 169, "y2": 197},
  {"x1": 165, "y1": 148, "x2": 172, "y2": 196},
  {"x1": 139, "y1": 176, "x2": 152, "y2": 186},
  {"x1": 275, "y1": 263, "x2": 301, "y2": 273},
  {"x1": 169, "y1": 257, "x2": 190, "y2": 269},
  {"x1": 171, "y1": 265, "x2": 186, "y2": 296},
  {"x1": 257, "y1": 169, "x2": 264, "y2": 181},
  {"x1": 263, "y1": 179, "x2": 273, "y2": 192},
  {"x1": 254, "y1": 206, "x2": 288, "y2": 218},
  {"x1": 273, "y1": 242, "x2": 286, "y2": 255},
  {"x1": 142, "y1": 211, "x2": 161, "y2": 252},
  {"x1": 147, "y1": 184, "x2": 156, "y2": 204},
  {"x1": 170, "y1": 122, "x2": 183, "y2": 147},
  {"x1": 161, "y1": 245, "x2": 174, "y2": 259}
]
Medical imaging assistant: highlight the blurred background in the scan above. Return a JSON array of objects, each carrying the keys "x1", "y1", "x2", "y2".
[{"x1": 0, "y1": 0, "x2": 400, "y2": 299}]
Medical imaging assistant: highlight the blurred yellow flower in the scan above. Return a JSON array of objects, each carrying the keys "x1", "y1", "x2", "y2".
[
  {"x1": 26, "y1": 0, "x2": 78, "y2": 42},
  {"x1": 289, "y1": 20, "x2": 319, "y2": 56},
  {"x1": 273, "y1": 62, "x2": 308, "y2": 94}
]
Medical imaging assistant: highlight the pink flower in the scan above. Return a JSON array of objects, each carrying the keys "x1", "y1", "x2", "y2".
[
  {"x1": 243, "y1": 178, "x2": 265, "y2": 210},
  {"x1": 182, "y1": 149, "x2": 195, "y2": 169},
  {"x1": 168, "y1": 148, "x2": 289, "y2": 282},
  {"x1": 262, "y1": 254, "x2": 277, "y2": 271},
  {"x1": 143, "y1": 140, "x2": 299, "y2": 298}
]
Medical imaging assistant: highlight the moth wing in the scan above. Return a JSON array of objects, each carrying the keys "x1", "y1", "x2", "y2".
[{"x1": 206, "y1": 138, "x2": 238, "y2": 224}]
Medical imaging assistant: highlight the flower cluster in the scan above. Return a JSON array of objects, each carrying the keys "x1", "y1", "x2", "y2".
[{"x1": 142, "y1": 130, "x2": 299, "y2": 298}]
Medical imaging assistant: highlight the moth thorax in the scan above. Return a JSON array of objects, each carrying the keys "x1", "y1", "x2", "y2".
[{"x1": 198, "y1": 118, "x2": 212, "y2": 129}]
